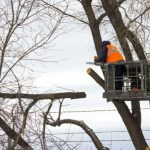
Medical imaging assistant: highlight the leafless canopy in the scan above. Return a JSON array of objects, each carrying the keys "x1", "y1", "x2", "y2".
[{"x1": 0, "y1": 0, "x2": 86, "y2": 149}]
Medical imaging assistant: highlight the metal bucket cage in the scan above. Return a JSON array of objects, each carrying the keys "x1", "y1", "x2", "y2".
[{"x1": 103, "y1": 61, "x2": 150, "y2": 101}]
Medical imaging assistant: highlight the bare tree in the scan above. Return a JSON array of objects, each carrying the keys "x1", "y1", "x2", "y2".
[
  {"x1": 0, "y1": 0, "x2": 86, "y2": 149},
  {"x1": 42, "y1": 0, "x2": 150, "y2": 150}
]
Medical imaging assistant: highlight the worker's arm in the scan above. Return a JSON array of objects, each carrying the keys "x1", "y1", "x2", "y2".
[{"x1": 98, "y1": 47, "x2": 107, "y2": 62}]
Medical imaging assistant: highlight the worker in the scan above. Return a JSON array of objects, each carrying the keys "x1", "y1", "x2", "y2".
[{"x1": 94, "y1": 41, "x2": 126, "y2": 90}]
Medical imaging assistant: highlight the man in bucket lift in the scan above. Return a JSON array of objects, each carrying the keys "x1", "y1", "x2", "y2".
[
  {"x1": 94, "y1": 41, "x2": 125, "y2": 91},
  {"x1": 94, "y1": 41, "x2": 126, "y2": 91}
]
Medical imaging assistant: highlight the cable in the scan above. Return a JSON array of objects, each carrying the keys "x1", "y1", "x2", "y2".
[
  {"x1": 52, "y1": 129, "x2": 150, "y2": 135},
  {"x1": 50, "y1": 107, "x2": 150, "y2": 114},
  {"x1": 49, "y1": 138, "x2": 150, "y2": 143}
]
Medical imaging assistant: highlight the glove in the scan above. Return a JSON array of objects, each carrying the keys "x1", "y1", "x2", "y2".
[{"x1": 94, "y1": 56, "x2": 98, "y2": 62}]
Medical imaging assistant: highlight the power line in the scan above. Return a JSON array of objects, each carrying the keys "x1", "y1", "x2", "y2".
[
  {"x1": 52, "y1": 129, "x2": 150, "y2": 135},
  {"x1": 50, "y1": 138, "x2": 150, "y2": 143},
  {"x1": 50, "y1": 107, "x2": 150, "y2": 114}
]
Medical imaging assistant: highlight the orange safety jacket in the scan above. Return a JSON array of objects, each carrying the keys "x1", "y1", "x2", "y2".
[{"x1": 106, "y1": 44, "x2": 125, "y2": 63}]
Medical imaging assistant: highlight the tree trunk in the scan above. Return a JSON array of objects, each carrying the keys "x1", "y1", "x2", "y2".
[
  {"x1": 113, "y1": 100, "x2": 148, "y2": 150},
  {"x1": 81, "y1": 0, "x2": 102, "y2": 57},
  {"x1": 99, "y1": 0, "x2": 147, "y2": 149}
]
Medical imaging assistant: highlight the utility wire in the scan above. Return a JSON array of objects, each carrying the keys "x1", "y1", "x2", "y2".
[
  {"x1": 50, "y1": 138, "x2": 150, "y2": 143},
  {"x1": 50, "y1": 107, "x2": 150, "y2": 114},
  {"x1": 52, "y1": 129, "x2": 150, "y2": 135}
]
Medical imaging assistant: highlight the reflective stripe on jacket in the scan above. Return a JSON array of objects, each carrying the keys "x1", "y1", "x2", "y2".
[{"x1": 106, "y1": 44, "x2": 125, "y2": 63}]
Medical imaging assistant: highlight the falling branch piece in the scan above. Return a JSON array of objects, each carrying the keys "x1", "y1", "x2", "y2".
[
  {"x1": 0, "y1": 92, "x2": 86, "y2": 100},
  {"x1": 87, "y1": 67, "x2": 105, "y2": 89}
]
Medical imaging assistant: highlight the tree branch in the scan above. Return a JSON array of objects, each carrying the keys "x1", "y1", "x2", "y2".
[
  {"x1": 46, "y1": 118, "x2": 109, "y2": 150},
  {"x1": 118, "y1": 0, "x2": 126, "y2": 5},
  {"x1": 11, "y1": 100, "x2": 38, "y2": 149},
  {"x1": 0, "y1": 117, "x2": 33, "y2": 150},
  {"x1": 0, "y1": 91, "x2": 86, "y2": 149},
  {"x1": 127, "y1": 6, "x2": 150, "y2": 28},
  {"x1": 0, "y1": 92, "x2": 86, "y2": 100},
  {"x1": 81, "y1": 0, "x2": 92, "y2": 5},
  {"x1": 41, "y1": 0, "x2": 89, "y2": 25},
  {"x1": 97, "y1": 0, "x2": 126, "y2": 24},
  {"x1": 97, "y1": 13, "x2": 107, "y2": 24},
  {"x1": 87, "y1": 68, "x2": 105, "y2": 89}
]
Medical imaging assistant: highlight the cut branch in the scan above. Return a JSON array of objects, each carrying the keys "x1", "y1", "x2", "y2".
[
  {"x1": 87, "y1": 68, "x2": 105, "y2": 89},
  {"x1": 0, "y1": 92, "x2": 86, "y2": 100}
]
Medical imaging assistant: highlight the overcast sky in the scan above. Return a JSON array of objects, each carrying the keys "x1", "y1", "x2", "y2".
[{"x1": 33, "y1": 24, "x2": 150, "y2": 150}]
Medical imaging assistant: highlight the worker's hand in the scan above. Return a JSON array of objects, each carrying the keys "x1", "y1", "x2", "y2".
[{"x1": 94, "y1": 56, "x2": 98, "y2": 62}]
